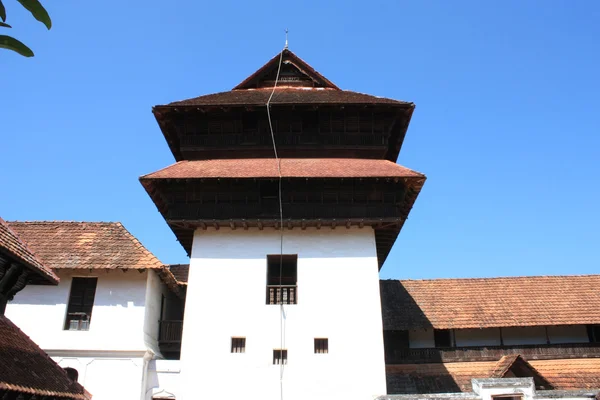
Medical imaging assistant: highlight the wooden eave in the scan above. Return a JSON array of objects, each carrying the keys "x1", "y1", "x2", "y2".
[
  {"x1": 152, "y1": 102, "x2": 415, "y2": 163},
  {"x1": 140, "y1": 175, "x2": 425, "y2": 269}
]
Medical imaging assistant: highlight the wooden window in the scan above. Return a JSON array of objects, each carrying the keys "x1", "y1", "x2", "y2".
[
  {"x1": 231, "y1": 337, "x2": 246, "y2": 353},
  {"x1": 434, "y1": 329, "x2": 454, "y2": 348},
  {"x1": 266, "y1": 255, "x2": 297, "y2": 305},
  {"x1": 314, "y1": 338, "x2": 328, "y2": 354},
  {"x1": 273, "y1": 349, "x2": 287, "y2": 365},
  {"x1": 587, "y1": 325, "x2": 600, "y2": 342},
  {"x1": 64, "y1": 277, "x2": 97, "y2": 331}
]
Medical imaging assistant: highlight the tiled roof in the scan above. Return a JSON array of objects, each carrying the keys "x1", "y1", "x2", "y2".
[
  {"x1": 386, "y1": 357, "x2": 600, "y2": 394},
  {"x1": 529, "y1": 358, "x2": 600, "y2": 390},
  {"x1": 167, "y1": 264, "x2": 189, "y2": 285},
  {"x1": 0, "y1": 217, "x2": 58, "y2": 284},
  {"x1": 160, "y1": 49, "x2": 411, "y2": 107},
  {"x1": 381, "y1": 275, "x2": 600, "y2": 330},
  {"x1": 165, "y1": 87, "x2": 411, "y2": 107},
  {"x1": 141, "y1": 159, "x2": 425, "y2": 180},
  {"x1": 0, "y1": 315, "x2": 90, "y2": 399},
  {"x1": 7, "y1": 221, "x2": 163, "y2": 270}
]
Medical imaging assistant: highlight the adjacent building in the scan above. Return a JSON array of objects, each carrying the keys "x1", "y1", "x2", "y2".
[
  {"x1": 0, "y1": 217, "x2": 90, "y2": 400},
  {"x1": 4, "y1": 221, "x2": 184, "y2": 400}
]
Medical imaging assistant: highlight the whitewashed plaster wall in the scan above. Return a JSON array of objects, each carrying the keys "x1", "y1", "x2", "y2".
[
  {"x1": 180, "y1": 227, "x2": 387, "y2": 400},
  {"x1": 146, "y1": 360, "x2": 181, "y2": 400},
  {"x1": 144, "y1": 269, "x2": 173, "y2": 355},
  {"x1": 53, "y1": 355, "x2": 144, "y2": 400},
  {"x1": 6, "y1": 269, "x2": 153, "y2": 351}
]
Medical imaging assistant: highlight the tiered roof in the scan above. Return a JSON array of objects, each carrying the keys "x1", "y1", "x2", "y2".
[{"x1": 141, "y1": 159, "x2": 424, "y2": 180}]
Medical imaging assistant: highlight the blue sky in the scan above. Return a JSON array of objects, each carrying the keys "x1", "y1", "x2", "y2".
[{"x1": 1, "y1": 1, "x2": 598, "y2": 279}]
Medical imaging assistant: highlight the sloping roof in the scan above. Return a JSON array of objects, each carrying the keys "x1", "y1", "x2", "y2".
[
  {"x1": 166, "y1": 87, "x2": 411, "y2": 107},
  {"x1": 233, "y1": 48, "x2": 339, "y2": 90},
  {"x1": 162, "y1": 49, "x2": 411, "y2": 107},
  {"x1": 7, "y1": 221, "x2": 163, "y2": 270},
  {"x1": 141, "y1": 159, "x2": 425, "y2": 180},
  {"x1": 0, "y1": 315, "x2": 90, "y2": 399},
  {"x1": 381, "y1": 275, "x2": 600, "y2": 330},
  {"x1": 167, "y1": 264, "x2": 189, "y2": 285},
  {"x1": 386, "y1": 357, "x2": 600, "y2": 394},
  {"x1": 0, "y1": 217, "x2": 58, "y2": 284}
]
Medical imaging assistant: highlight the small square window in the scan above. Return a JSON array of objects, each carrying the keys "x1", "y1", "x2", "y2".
[
  {"x1": 273, "y1": 349, "x2": 287, "y2": 365},
  {"x1": 231, "y1": 337, "x2": 246, "y2": 353},
  {"x1": 314, "y1": 338, "x2": 328, "y2": 354}
]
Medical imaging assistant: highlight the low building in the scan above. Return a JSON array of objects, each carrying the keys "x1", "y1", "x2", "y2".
[
  {"x1": 381, "y1": 276, "x2": 600, "y2": 395},
  {"x1": 0, "y1": 217, "x2": 90, "y2": 400},
  {"x1": 4, "y1": 221, "x2": 184, "y2": 400}
]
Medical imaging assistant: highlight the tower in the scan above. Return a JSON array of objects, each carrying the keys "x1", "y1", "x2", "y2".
[{"x1": 141, "y1": 49, "x2": 426, "y2": 400}]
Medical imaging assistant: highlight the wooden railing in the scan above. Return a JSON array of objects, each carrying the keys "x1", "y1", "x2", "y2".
[
  {"x1": 385, "y1": 342, "x2": 600, "y2": 364},
  {"x1": 159, "y1": 320, "x2": 183, "y2": 344},
  {"x1": 266, "y1": 285, "x2": 297, "y2": 305}
]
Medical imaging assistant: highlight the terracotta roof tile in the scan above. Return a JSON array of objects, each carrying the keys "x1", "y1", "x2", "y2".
[
  {"x1": 167, "y1": 264, "x2": 189, "y2": 285},
  {"x1": 141, "y1": 159, "x2": 425, "y2": 180},
  {"x1": 381, "y1": 275, "x2": 600, "y2": 330},
  {"x1": 165, "y1": 87, "x2": 411, "y2": 107},
  {"x1": 386, "y1": 357, "x2": 600, "y2": 394},
  {"x1": 530, "y1": 358, "x2": 600, "y2": 390},
  {"x1": 0, "y1": 217, "x2": 58, "y2": 284},
  {"x1": 7, "y1": 221, "x2": 163, "y2": 270},
  {"x1": 0, "y1": 315, "x2": 90, "y2": 399},
  {"x1": 162, "y1": 49, "x2": 411, "y2": 107}
]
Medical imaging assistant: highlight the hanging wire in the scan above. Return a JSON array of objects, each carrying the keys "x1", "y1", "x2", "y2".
[{"x1": 266, "y1": 46, "x2": 286, "y2": 396}]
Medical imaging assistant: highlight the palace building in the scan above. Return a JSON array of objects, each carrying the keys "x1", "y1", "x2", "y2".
[{"x1": 4, "y1": 48, "x2": 600, "y2": 400}]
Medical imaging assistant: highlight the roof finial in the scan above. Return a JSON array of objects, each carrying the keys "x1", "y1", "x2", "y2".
[{"x1": 284, "y1": 28, "x2": 289, "y2": 49}]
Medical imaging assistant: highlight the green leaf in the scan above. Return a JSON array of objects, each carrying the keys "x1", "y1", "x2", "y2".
[
  {"x1": 17, "y1": 0, "x2": 51, "y2": 29},
  {"x1": 0, "y1": 1, "x2": 5, "y2": 22},
  {"x1": 0, "y1": 35, "x2": 34, "y2": 57},
  {"x1": 0, "y1": 21, "x2": 11, "y2": 28}
]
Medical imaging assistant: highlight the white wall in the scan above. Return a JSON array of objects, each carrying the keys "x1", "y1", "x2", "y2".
[
  {"x1": 6, "y1": 269, "x2": 152, "y2": 352},
  {"x1": 180, "y1": 227, "x2": 387, "y2": 400},
  {"x1": 54, "y1": 356, "x2": 144, "y2": 400},
  {"x1": 146, "y1": 360, "x2": 181, "y2": 400},
  {"x1": 409, "y1": 329, "x2": 435, "y2": 348},
  {"x1": 144, "y1": 270, "x2": 172, "y2": 356}
]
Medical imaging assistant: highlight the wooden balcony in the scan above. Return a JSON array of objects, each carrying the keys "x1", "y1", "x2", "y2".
[
  {"x1": 266, "y1": 285, "x2": 297, "y2": 305},
  {"x1": 159, "y1": 320, "x2": 183, "y2": 358},
  {"x1": 385, "y1": 342, "x2": 600, "y2": 364}
]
